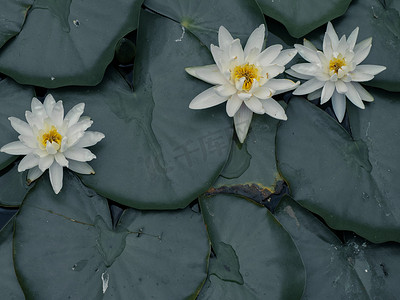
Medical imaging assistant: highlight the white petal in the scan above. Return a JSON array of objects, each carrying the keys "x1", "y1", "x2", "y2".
[
  {"x1": 291, "y1": 63, "x2": 320, "y2": 76},
  {"x1": 294, "y1": 44, "x2": 319, "y2": 63},
  {"x1": 39, "y1": 155, "x2": 54, "y2": 171},
  {"x1": 8, "y1": 117, "x2": 33, "y2": 136},
  {"x1": 352, "y1": 82, "x2": 374, "y2": 102},
  {"x1": 252, "y1": 86, "x2": 272, "y2": 100},
  {"x1": 326, "y1": 22, "x2": 339, "y2": 50},
  {"x1": 68, "y1": 160, "x2": 95, "y2": 174},
  {"x1": 323, "y1": 33, "x2": 333, "y2": 58},
  {"x1": 266, "y1": 79, "x2": 299, "y2": 95},
  {"x1": 73, "y1": 131, "x2": 105, "y2": 148},
  {"x1": 354, "y1": 65, "x2": 386, "y2": 76},
  {"x1": 67, "y1": 119, "x2": 93, "y2": 139},
  {"x1": 244, "y1": 24, "x2": 265, "y2": 58},
  {"x1": 210, "y1": 44, "x2": 224, "y2": 72},
  {"x1": 55, "y1": 152, "x2": 69, "y2": 167},
  {"x1": 215, "y1": 84, "x2": 237, "y2": 97},
  {"x1": 348, "y1": 71, "x2": 374, "y2": 82},
  {"x1": 43, "y1": 94, "x2": 56, "y2": 116},
  {"x1": 50, "y1": 101, "x2": 64, "y2": 127},
  {"x1": 347, "y1": 27, "x2": 359, "y2": 50},
  {"x1": 285, "y1": 69, "x2": 313, "y2": 80},
  {"x1": 65, "y1": 103, "x2": 85, "y2": 127},
  {"x1": 49, "y1": 162, "x2": 63, "y2": 194},
  {"x1": 336, "y1": 36, "x2": 348, "y2": 55},
  {"x1": 18, "y1": 154, "x2": 39, "y2": 172},
  {"x1": 63, "y1": 147, "x2": 96, "y2": 162},
  {"x1": 237, "y1": 91, "x2": 252, "y2": 100},
  {"x1": 293, "y1": 78, "x2": 325, "y2": 95},
  {"x1": 185, "y1": 65, "x2": 227, "y2": 85},
  {"x1": 321, "y1": 81, "x2": 335, "y2": 104},
  {"x1": 229, "y1": 39, "x2": 244, "y2": 63},
  {"x1": 335, "y1": 80, "x2": 348, "y2": 94},
  {"x1": 354, "y1": 43, "x2": 372, "y2": 65},
  {"x1": 19, "y1": 135, "x2": 37, "y2": 148},
  {"x1": 307, "y1": 89, "x2": 322, "y2": 100},
  {"x1": 303, "y1": 39, "x2": 318, "y2": 51},
  {"x1": 345, "y1": 82, "x2": 365, "y2": 109},
  {"x1": 218, "y1": 26, "x2": 234, "y2": 49},
  {"x1": 46, "y1": 141, "x2": 58, "y2": 155},
  {"x1": 332, "y1": 91, "x2": 346, "y2": 122},
  {"x1": 244, "y1": 96, "x2": 264, "y2": 114},
  {"x1": 27, "y1": 167, "x2": 44, "y2": 184},
  {"x1": 189, "y1": 87, "x2": 229, "y2": 109},
  {"x1": 234, "y1": 104, "x2": 253, "y2": 143},
  {"x1": 271, "y1": 49, "x2": 297, "y2": 66},
  {"x1": 256, "y1": 44, "x2": 282, "y2": 66},
  {"x1": 259, "y1": 98, "x2": 287, "y2": 120},
  {"x1": 25, "y1": 111, "x2": 42, "y2": 129},
  {"x1": 262, "y1": 65, "x2": 285, "y2": 80},
  {"x1": 226, "y1": 94, "x2": 243, "y2": 117},
  {"x1": 31, "y1": 97, "x2": 47, "y2": 120},
  {"x1": 0, "y1": 141, "x2": 32, "y2": 155},
  {"x1": 354, "y1": 37, "x2": 372, "y2": 55}
]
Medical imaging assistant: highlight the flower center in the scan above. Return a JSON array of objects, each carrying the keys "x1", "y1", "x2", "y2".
[
  {"x1": 39, "y1": 126, "x2": 62, "y2": 148},
  {"x1": 329, "y1": 56, "x2": 346, "y2": 75},
  {"x1": 232, "y1": 63, "x2": 260, "y2": 91}
]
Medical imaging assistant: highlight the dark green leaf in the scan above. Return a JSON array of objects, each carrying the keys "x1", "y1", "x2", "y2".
[
  {"x1": 275, "y1": 196, "x2": 400, "y2": 299},
  {"x1": 0, "y1": 0, "x2": 33, "y2": 48},
  {"x1": 0, "y1": 0, "x2": 143, "y2": 88},
  {"x1": 256, "y1": 0, "x2": 351, "y2": 38},
  {"x1": 50, "y1": 10, "x2": 232, "y2": 209},
  {"x1": 144, "y1": 0, "x2": 265, "y2": 47},
  {"x1": 0, "y1": 218, "x2": 24, "y2": 299},
  {"x1": 276, "y1": 93, "x2": 400, "y2": 243},
  {"x1": 14, "y1": 172, "x2": 209, "y2": 299},
  {"x1": 0, "y1": 78, "x2": 35, "y2": 170},
  {"x1": 198, "y1": 194, "x2": 305, "y2": 299}
]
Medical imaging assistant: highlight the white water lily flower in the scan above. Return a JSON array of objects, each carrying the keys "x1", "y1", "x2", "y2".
[
  {"x1": 186, "y1": 24, "x2": 299, "y2": 143},
  {"x1": 288, "y1": 22, "x2": 386, "y2": 122},
  {"x1": 0, "y1": 94, "x2": 105, "y2": 194}
]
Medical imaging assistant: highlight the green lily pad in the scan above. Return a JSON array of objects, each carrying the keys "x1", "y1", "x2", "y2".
[
  {"x1": 0, "y1": 218, "x2": 24, "y2": 299},
  {"x1": 144, "y1": 0, "x2": 265, "y2": 47},
  {"x1": 275, "y1": 196, "x2": 400, "y2": 299},
  {"x1": 50, "y1": 10, "x2": 232, "y2": 209},
  {"x1": 276, "y1": 93, "x2": 400, "y2": 243},
  {"x1": 209, "y1": 114, "x2": 284, "y2": 204},
  {"x1": 14, "y1": 172, "x2": 209, "y2": 299},
  {"x1": 0, "y1": 0, "x2": 33, "y2": 49},
  {"x1": 0, "y1": 78, "x2": 35, "y2": 171},
  {"x1": 0, "y1": 0, "x2": 143, "y2": 88},
  {"x1": 256, "y1": 0, "x2": 351, "y2": 38},
  {"x1": 198, "y1": 194, "x2": 305, "y2": 299},
  {"x1": 0, "y1": 162, "x2": 33, "y2": 207},
  {"x1": 308, "y1": 0, "x2": 400, "y2": 91}
]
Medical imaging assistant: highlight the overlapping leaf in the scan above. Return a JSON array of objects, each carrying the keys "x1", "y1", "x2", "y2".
[
  {"x1": 14, "y1": 172, "x2": 209, "y2": 299},
  {"x1": 275, "y1": 196, "x2": 400, "y2": 299},
  {"x1": 276, "y1": 93, "x2": 400, "y2": 243},
  {"x1": 0, "y1": 0, "x2": 143, "y2": 88},
  {"x1": 0, "y1": 162, "x2": 32, "y2": 207},
  {"x1": 198, "y1": 194, "x2": 305, "y2": 299},
  {"x1": 256, "y1": 0, "x2": 351, "y2": 38}
]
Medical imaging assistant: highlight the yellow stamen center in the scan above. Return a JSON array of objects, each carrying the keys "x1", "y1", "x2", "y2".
[
  {"x1": 39, "y1": 126, "x2": 62, "y2": 148},
  {"x1": 329, "y1": 56, "x2": 346, "y2": 74},
  {"x1": 232, "y1": 63, "x2": 260, "y2": 91}
]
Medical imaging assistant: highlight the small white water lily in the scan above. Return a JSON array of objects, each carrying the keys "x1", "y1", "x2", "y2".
[
  {"x1": 0, "y1": 94, "x2": 105, "y2": 194},
  {"x1": 186, "y1": 24, "x2": 299, "y2": 143},
  {"x1": 288, "y1": 22, "x2": 386, "y2": 122}
]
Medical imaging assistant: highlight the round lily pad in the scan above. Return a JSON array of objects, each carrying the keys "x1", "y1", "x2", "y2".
[
  {"x1": 14, "y1": 172, "x2": 209, "y2": 299},
  {"x1": 276, "y1": 93, "x2": 400, "y2": 243},
  {"x1": 198, "y1": 194, "x2": 305, "y2": 299},
  {"x1": 0, "y1": 0, "x2": 143, "y2": 88}
]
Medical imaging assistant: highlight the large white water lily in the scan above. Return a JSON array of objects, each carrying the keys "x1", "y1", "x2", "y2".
[
  {"x1": 0, "y1": 94, "x2": 105, "y2": 194},
  {"x1": 186, "y1": 24, "x2": 299, "y2": 143},
  {"x1": 288, "y1": 22, "x2": 386, "y2": 122}
]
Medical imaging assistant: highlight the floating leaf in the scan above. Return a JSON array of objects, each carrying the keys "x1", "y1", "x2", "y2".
[
  {"x1": 275, "y1": 196, "x2": 400, "y2": 299},
  {"x1": 0, "y1": 0, "x2": 143, "y2": 88},
  {"x1": 198, "y1": 194, "x2": 305, "y2": 299},
  {"x1": 50, "y1": 10, "x2": 232, "y2": 209},
  {"x1": 256, "y1": 0, "x2": 351, "y2": 38},
  {"x1": 14, "y1": 172, "x2": 209, "y2": 299},
  {"x1": 276, "y1": 93, "x2": 400, "y2": 243},
  {"x1": 0, "y1": 162, "x2": 32, "y2": 207}
]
